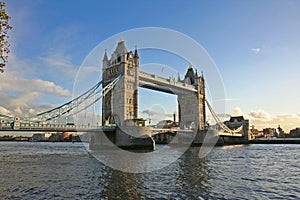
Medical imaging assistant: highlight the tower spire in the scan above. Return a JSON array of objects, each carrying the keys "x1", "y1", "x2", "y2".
[
  {"x1": 102, "y1": 49, "x2": 108, "y2": 69},
  {"x1": 103, "y1": 49, "x2": 108, "y2": 61},
  {"x1": 134, "y1": 45, "x2": 139, "y2": 58},
  {"x1": 119, "y1": 36, "x2": 124, "y2": 43}
]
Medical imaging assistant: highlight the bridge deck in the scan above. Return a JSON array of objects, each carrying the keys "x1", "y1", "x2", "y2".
[
  {"x1": 0, "y1": 123, "x2": 100, "y2": 132},
  {"x1": 1, "y1": 122, "x2": 243, "y2": 138}
]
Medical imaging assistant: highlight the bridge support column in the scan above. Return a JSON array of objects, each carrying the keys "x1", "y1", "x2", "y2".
[
  {"x1": 89, "y1": 127, "x2": 155, "y2": 150},
  {"x1": 99, "y1": 39, "x2": 154, "y2": 150},
  {"x1": 177, "y1": 67, "x2": 207, "y2": 145},
  {"x1": 115, "y1": 126, "x2": 154, "y2": 150},
  {"x1": 221, "y1": 119, "x2": 250, "y2": 145}
]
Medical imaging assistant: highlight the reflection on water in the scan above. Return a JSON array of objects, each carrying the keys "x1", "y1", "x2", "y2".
[
  {"x1": 98, "y1": 147, "x2": 211, "y2": 199},
  {"x1": 0, "y1": 142, "x2": 300, "y2": 199}
]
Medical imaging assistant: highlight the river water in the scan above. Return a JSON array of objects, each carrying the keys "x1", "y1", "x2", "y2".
[{"x1": 0, "y1": 142, "x2": 299, "y2": 199}]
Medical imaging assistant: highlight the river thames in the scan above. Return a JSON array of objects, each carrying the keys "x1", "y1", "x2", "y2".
[{"x1": 0, "y1": 142, "x2": 299, "y2": 199}]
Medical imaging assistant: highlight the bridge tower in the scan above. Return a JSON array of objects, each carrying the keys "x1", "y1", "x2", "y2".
[
  {"x1": 102, "y1": 39, "x2": 139, "y2": 126},
  {"x1": 178, "y1": 66, "x2": 206, "y2": 131}
]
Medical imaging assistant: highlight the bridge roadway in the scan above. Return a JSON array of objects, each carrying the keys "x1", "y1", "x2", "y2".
[
  {"x1": 0, "y1": 122, "x2": 101, "y2": 132},
  {"x1": 0, "y1": 122, "x2": 177, "y2": 135},
  {"x1": 0, "y1": 122, "x2": 243, "y2": 138}
]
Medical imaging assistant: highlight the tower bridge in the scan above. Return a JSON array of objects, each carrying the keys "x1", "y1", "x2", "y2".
[
  {"x1": 102, "y1": 39, "x2": 206, "y2": 131},
  {"x1": 0, "y1": 39, "x2": 249, "y2": 149}
]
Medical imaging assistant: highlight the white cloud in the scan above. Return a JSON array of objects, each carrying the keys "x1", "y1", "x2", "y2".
[
  {"x1": 0, "y1": 88, "x2": 61, "y2": 117},
  {"x1": 251, "y1": 48, "x2": 261, "y2": 53},
  {"x1": 39, "y1": 51, "x2": 100, "y2": 94},
  {"x1": 142, "y1": 109, "x2": 159, "y2": 116},
  {"x1": 249, "y1": 109, "x2": 272, "y2": 120},
  {"x1": 0, "y1": 106, "x2": 12, "y2": 116},
  {"x1": 0, "y1": 46, "x2": 101, "y2": 120},
  {"x1": 41, "y1": 55, "x2": 74, "y2": 69},
  {"x1": 217, "y1": 113, "x2": 231, "y2": 118},
  {"x1": 0, "y1": 6, "x2": 93, "y2": 119},
  {"x1": 0, "y1": 73, "x2": 71, "y2": 97},
  {"x1": 233, "y1": 107, "x2": 244, "y2": 116},
  {"x1": 5, "y1": 53, "x2": 38, "y2": 78},
  {"x1": 39, "y1": 52, "x2": 78, "y2": 79},
  {"x1": 0, "y1": 53, "x2": 72, "y2": 117},
  {"x1": 141, "y1": 108, "x2": 173, "y2": 117}
]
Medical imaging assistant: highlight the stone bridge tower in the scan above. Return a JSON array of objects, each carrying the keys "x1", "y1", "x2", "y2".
[
  {"x1": 178, "y1": 66, "x2": 206, "y2": 131},
  {"x1": 102, "y1": 39, "x2": 139, "y2": 126}
]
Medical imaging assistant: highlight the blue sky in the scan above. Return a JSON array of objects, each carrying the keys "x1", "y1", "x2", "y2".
[{"x1": 1, "y1": 0, "x2": 300, "y2": 131}]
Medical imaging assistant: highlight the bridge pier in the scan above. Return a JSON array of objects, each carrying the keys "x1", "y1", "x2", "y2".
[
  {"x1": 114, "y1": 126, "x2": 154, "y2": 150},
  {"x1": 89, "y1": 126, "x2": 155, "y2": 150}
]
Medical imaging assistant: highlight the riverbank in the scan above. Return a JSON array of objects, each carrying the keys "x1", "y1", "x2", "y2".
[{"x1": 249, "y1": 138, "x2": 300, "y2": 144}]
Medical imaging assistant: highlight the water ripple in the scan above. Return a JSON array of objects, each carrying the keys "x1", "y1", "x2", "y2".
[{"x1": 0, "y1": 142, "x2": 300, "y2": 199}]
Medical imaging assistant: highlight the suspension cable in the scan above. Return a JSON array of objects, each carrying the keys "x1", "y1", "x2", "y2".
[
  {"x1": 26, "y1": 75, "x2": 122, "y2": 123},
  {"x1": 205, "y1": 99, "x2": 243, "y2": 134}
]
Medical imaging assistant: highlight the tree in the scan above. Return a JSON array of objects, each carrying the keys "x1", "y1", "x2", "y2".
[{"x1": 0, "y1": 2, "x2": 12, "y2": 73}]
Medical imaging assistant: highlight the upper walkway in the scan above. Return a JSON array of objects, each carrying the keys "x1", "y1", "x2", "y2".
[{"x1": 139, "y1": 71, "x2": 197, "y2": 94}]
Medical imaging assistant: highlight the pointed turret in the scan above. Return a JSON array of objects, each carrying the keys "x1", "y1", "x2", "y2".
[
  {"x1": 134, "y1": 45, "x2": 139, "y2": 58},
  {"x1": 103, "y1": 49, "x2": 108, "y2": 61},
  {"x1": 102, "y1": 49, "x2": 108, "y2": 69},
  {"x1": 134, "y1": 45, "x2": 139, "y2": 67},
  {"x1": 177, "y1": 72, "x2": 181, "y2": 81},
  {"x1": 184, "y1": 66, "x2": 196, "y2": 85}
]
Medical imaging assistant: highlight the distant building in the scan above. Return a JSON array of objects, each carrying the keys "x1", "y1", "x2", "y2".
[
  {"x1": 277, "y1": 125, "x2": 285, "y2": 138},
  {"x1": 156, "y1": 120, "x2": 176, "y2": 128},
  {"x1": 289, "y1": 128, "x2": 300, "y2": 138},
  {"x1": 263, "y1": 128, "x2": 277, "y2": 138},
  {"x1": 250, "y1": 125, "x2": 262, "y2": 138}
]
